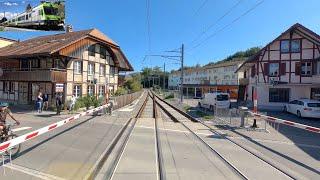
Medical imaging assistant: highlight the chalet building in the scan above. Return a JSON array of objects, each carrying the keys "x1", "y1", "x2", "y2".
[
  {"x1": 168, "y1": 59, "x2": 245, "y2": 99},
  {"x1": 0, "y1": 37, "x2": 17, "y2": 48},
  {"x1": 236, "y1": 23, "x2": 320, "y2": 110},
  {"x1": 0, "y1": 29, "x2": 133, "y2": 106}
]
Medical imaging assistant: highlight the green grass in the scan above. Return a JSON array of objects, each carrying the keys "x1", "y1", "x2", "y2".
[
  {"x1": 164, "y1": 93, "x2": 174, "y2": 99},
  {"x1": 195, "y1": 110, "x2": 213, "y2": 120},
  {"x1": 183, "y1": 105, "x2": 191, "y2": 111}
]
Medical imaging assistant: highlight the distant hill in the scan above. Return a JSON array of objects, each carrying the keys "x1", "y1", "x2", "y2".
[{"x1": 205, "y1": 47, "x2": 261, "y2": 66}]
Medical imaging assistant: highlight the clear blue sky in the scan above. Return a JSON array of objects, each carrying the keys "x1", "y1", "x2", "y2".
[{"x1": 1, "y1": 0, "x2": 320, "y2": 72}]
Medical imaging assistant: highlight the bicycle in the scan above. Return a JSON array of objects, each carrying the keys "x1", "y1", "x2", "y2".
[{"x1": 0, "y1": 123, "x2": 21, "y2": 157}]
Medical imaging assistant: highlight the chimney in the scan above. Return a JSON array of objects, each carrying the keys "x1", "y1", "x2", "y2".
[{"x1": 66, "y1": 25, "x2": 73, "y2": 33}]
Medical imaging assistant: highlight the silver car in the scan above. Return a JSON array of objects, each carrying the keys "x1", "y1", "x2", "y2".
[{"x1": 284, "y1": 99, "x2": 320, "y2": 118}]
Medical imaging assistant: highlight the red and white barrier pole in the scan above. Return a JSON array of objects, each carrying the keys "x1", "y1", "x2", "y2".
[
  {"x1": 251, "y1": 112, "x2": 320, "y2": 134},
  {"x1": 0, "y1": 103, "x2": 110, "y2": 154},
  {"x1": 252, "y1": 86, "x2": 258, "y2": 128}
]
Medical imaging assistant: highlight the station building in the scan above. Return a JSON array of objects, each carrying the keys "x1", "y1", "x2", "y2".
[{"x1": 0, "y1": 29, "x2": 133, "y2": 106}]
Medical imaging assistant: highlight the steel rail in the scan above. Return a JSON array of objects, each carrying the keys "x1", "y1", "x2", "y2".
[
  {"x1": 152, "y1": 91, "x2": 296, "y2": 180},
  {"x1": 153, "y1": 93, "x2": 248, "y2": 180},
  {"x1": 152, "y1": 92, "x2": 166, "y2": 180},
  {"x1": 87, "y1": 91, "x2": 149, "y2": 180}
]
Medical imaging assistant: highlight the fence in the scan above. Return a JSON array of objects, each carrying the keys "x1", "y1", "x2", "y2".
[{"x1": 111, "y1": 91, "x2": 143, "y2": 110}]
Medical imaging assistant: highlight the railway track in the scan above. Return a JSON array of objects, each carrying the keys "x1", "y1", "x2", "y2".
[
  {"x1": 152, "y1": 91, "x2": 296, "y2": 180},
  {"x1": 95, "y1": 90, "x2": 296, "y2": 180}
]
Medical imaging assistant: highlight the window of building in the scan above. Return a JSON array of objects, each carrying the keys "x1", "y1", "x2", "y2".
[
  {"x1": 280, "y1": 40, "x2": 290, "y2": 53},
  {"x1": 109, "y1": 66, "x2": 115, "y2": 76},
  {"x1": 88, "y1": 45, "x2": 95, "y2": 56},
  {"x1": 291, "y1": 39, "x2": 301, "y2": 53},
  {"x1": 73, "y1": 61, "x2": 82, "y2": 74},
  {"x1": 100, "y1": 46, "x2": 106, "y2": 59},
  {"x1": 10, "y1": 82, "x2": 15, "y2": 92},
  {"x1": 301, "y1": 62, "x2": 312, "y2": 76},
  {"x1": 88, "y1": 63, "x2": 95, "y2": 75},
  {"x1": 54, "y1": 59, "x2": 64, "y2": 69},
  {"x1": 269, "y1": 63, "x2": 279, "y2": 76},
  {"x1": 4, "y1": 81, "x2": 9, "y2": 92},
  {"x1": 311, "y1": 88, "x2": 320, "y2": 100},
  {"x1": 99, "y1": 86, "x2": 105, "y2": 97},
  {"x1": 31, "y1": 59, "x2": 40, "y2": 68},
  {"x1": 73, "y1": 85, "x2": 81, "y2": 98},
  {"x1": 87, "y1": 85, "x2": 94, "y2": 96},
  {"x1": 99, "y1": 64, "x2": 105, "y2": 76},
  {"x1": 269, "y1": 88, "x2": 290, "y2": 102}
]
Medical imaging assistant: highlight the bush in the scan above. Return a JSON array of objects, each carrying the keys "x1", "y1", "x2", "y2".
[
  {"x1": 164, "y1": 93, "x2": 174, "y2": 99},
  {"x1": 115, "y1": 87, "x2": 127, "y2": 96}
]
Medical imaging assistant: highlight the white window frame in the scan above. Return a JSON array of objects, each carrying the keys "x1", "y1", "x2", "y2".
[
  {"x1": 99, "y1": 86, "x2": 105, "y2": 97},
  {"x1": 301, "y1": 62, "x2": 312, "y2": 76},
  {"x1": 88, "y1": 63, "x2": 95, "y2": 75},
  {"x1": 87, "y1": 85, "x2": 94, "y2": 96},
  {"x1": 73, "y1": 85, "x2": 81, "y2": 98},
  {"x1": 73, "y1": 61, "x2": 82, "y2": 74},
  {"x1": 269, "y1": 63, "x2": 279, "y2": 76},
  {"x1": 99, "y1": 64, "x2": 105, "y2": 76}
]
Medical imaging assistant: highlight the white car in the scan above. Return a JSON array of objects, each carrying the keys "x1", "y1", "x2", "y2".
[
  {"x1": 284, "y1": 99, "x2": 320, "y2": 118},
  {"x1": 198, "y1": 92, "x2": 230, "y2": 111}
]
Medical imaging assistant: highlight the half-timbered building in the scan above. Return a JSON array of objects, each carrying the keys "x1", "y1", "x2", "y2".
[
  {"x1": 0, "y1": 29, "x2": 133, "y2": 106},
  {"x1": 236, "y1": 23, "x2": 320, "y2": 110}
]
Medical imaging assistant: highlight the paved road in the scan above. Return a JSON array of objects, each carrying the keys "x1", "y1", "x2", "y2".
[
  {"x1": 0, "y1": 94, "x2": 145, "y2": 180},
  {"x1": 167, "y1": 96, "x2": 320, "y2": 179}
]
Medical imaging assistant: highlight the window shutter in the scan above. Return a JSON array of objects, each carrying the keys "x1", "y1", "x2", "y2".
[
  {"x1": 251, "y1": 65, "x2": 256, "y2": 77},
  {"x1": 295, "y1": 62, "x2": 301, "y2": 75},
  {"x1": 281, "y1": 63, "x2": 286, "y2": 75},
  {"x1": 312, "y1": 61, "x2": 317, "y2": 75},
  {"x1": 264, "y1": 63, "x2": 269, "y2": 76}
]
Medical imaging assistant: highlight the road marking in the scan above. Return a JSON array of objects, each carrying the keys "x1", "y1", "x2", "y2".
[
  {"x1": 12, "y1": 127, "x2": 32, "y2": 132},
  {"x1": 3, "y1": 163, "x2": 66, "y2": 180},
  {"x1": 136, "y1": 125, "x2": 320, "y2": 149}
]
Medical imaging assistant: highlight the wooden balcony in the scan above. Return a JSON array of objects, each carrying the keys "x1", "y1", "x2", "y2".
[{"x1": 0, "y1": 69, "x2": 67, "y2": 82}]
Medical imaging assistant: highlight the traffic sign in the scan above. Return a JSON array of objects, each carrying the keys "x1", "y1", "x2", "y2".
[{"x1": 55, "y1": 83, "x2": 64, "y2": 92}]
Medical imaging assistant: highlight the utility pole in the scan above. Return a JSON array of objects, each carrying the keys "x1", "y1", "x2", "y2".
[
  {"x1": 163, "y1": 62, "x2": 166, "y2": 90},
  {"x1": 180, "y1": 44, "x2": 184, "y2": 103}
]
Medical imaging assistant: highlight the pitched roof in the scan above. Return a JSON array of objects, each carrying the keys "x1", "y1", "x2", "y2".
[
  {"x1": 236, "y1": 23, "x2": 320, "y2": 72},
  {"x1": 0, "y1": 29, "x2": 133, "y2": 71}
]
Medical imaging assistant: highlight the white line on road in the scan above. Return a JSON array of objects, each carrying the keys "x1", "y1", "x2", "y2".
[{"x1": 3, "y1": 163, "x2": 66, "y2": 180}]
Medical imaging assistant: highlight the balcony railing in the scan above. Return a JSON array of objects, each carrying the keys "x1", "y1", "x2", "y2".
[{"x1": 0, "y1": 69, "x2": 67, "y2": 82}]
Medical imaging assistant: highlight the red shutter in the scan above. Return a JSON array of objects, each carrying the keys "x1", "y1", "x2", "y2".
[
  {"x1": 264, "y1": 63, "x2": 269, "y2": 76},
  {"x1": 251, "y1": 65, "x2": 256, "y2": 77},
  {"x1": 281, "y1": 63, "x2": 286, "y2": 75},
  {"x1": 295, "y1": 62, "x2": 301, "y2": 75}
]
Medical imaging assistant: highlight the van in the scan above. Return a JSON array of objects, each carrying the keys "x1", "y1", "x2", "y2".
[{"x1": 198, "y1": 92, "x2": 230, "y2": 111}]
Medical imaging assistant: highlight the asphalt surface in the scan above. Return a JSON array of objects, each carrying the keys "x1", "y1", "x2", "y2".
[
  {"x1": 168, "y1": 97, "x2": 320, "y2": 180},
  {"x1": 0, "y1": 92, "x2": 319, "y2": 180},
  {"x1": 0, "y1": 93, "x2": 145, "y2": 180}
]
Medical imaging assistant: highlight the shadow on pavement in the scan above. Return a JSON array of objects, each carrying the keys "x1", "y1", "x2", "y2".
[{"x1": 226, "y1": 127, "x2": 320, "y2": 176}]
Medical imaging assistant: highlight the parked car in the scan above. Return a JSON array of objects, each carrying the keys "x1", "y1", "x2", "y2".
[
  {"x1": 284, "y1": 99, "x2": 320, "y2": 118},
  {"x1": 198, "y1": 92, "x2": 230, "y2": 111}
]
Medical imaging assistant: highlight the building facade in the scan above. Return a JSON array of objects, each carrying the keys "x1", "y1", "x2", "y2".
[
  {"x1": 0, "y1": 29, "x2": 133, "y2": 106},
  {"x1": 237, "y1": 23, "x2": 320, "y2": 110},
  {"x1": 0, "y1": 37, "x2": 17, "y2": 48},
  {"x1": 168, "y1": 59, "x2": 245, "y2": 99}
]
